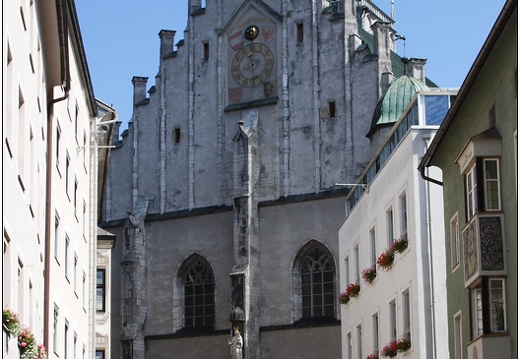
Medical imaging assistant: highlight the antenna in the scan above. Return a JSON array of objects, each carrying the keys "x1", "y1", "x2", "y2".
[{"x1": 391, "y1": 0, "x2": 395, "y2": 20}]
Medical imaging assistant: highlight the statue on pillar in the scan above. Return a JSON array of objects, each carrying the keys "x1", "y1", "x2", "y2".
[{"x1": 228, "y1": 327, "x2": 243, "y2": 359}]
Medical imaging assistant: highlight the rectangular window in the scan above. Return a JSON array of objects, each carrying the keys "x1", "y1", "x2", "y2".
[
  {"x1": 203, "y1": 42, "x2": 209, "y2": 61},
  {"x1": 74, "y1": 178, "x2": 78, "y2": 216},
  {"x1": 83, "y1": 131, "x2": 87, "y2": 169},
  {"x1": 96, "y1": 269, "x2": 106, "y2": 311},
  {"x1": 346, "y1": 332, "x2": 353, "y2": 359},
  {"x1": 345, "y1": 256, "x2": 350, "y2": 285},
  {"x1": 64, "y1": 319, "x2": 69, "y2": 359},
  {"x1": 489, "y1": 278, "x2": 506, "y2": 332},
  {"x1": 82, "y1": 201, "x2": 87, "y2": 240},
  {"x1": 53, "y1": 305, "x2": 59, "y2": 353},
  {"x1": 389, "y1": 300, "x2": 397, "y2": 341},
  {"x1": 74, "y1": 255, "x2": 78, "y2": 294},
  {"x1": 54, "y1": 213, "x2": 60, "y2": 262},
  {"x1": 372, "y1": 313, "x2": 379, "y2": 354},
  {"x1": 95, "y1": 350, "x2": 105, "y2": 359},
  {"x1": 450, "y1": 214, "x2": 460, "y2": 269},
  {"x1": 454, "y1": 312, "x2": 463, "y2": 359},
  {"x1": 357, "y1": 324, "x2": 362, "y2": 359},
  {"x1": 75, "y1": 103, "x2": 79, "y2": 141},
  {"x1": 354, "y1": 246, "x2": 360, "y2": 283},
  {"x1": 83, "y1": 272, "x2": 87, "y2": 310},
  {"x1": 484, "y1": 159, "x2": 501, "y2": 210},
  {"x1": 403, "y1": 289, "x2": 411, "y2": 340},
  {"x1": 297, "y1": 23, "x2": 304, "y2": 42},
  {"x1": 174, "y1": 128, "x2": 181, "y2": 143},
  {"x1": 65, "y1": 235, "x2": 70, "y2": 279},
  {"x1": 18, "y1": 259, "x2": 24, "y2": 321},
  {"x1": 328, "y1": 101, "x2": 336, "y2": 118},
  {"x1": 18, "y1": 88, "x2": 26, "y2": 183},
  {"x1": 65, "y1": 152, "x2": 70, "y2": 197},
  {"x1": 466, "y1": 165, "x2": 478, "y2": 219},
  {"x1": 369, "y1": 228, "x2": 377, "y2": 267},
  {"x1": 386, "y1": 207, "x2": 394, "y2": 247},
  {"x1": 471, "y1": 286, "x2": 483, "y2": 339},
  {"x1": 74, "y1": 332, "x2": 78, "y2": 359},
  {"x1": 400, "y1": 193, "x2": 408, "y2": 236},
  {"x1": 56, "y1": 122, "x2": 61, "y2": 169}
]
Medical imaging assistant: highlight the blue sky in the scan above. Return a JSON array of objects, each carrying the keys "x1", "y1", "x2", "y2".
[{"x1": 75, "y1": 0, "x2": 505, "y2": 127}]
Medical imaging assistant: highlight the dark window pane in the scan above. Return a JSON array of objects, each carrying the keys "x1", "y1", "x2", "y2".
[{"x1": 183, "y1": 257, "x2": 215, "y2": 329}]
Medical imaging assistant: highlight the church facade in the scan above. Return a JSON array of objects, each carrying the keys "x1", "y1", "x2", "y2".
[{"x1": 101, "y1": 1, "x2": 429, "y2": 358}]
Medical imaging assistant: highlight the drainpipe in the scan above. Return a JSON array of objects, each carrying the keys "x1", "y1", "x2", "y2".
[
  {"x1": 43, "y1": 0, "x2": 71, "y2": 350},
  {"x1": 423, "y1": 138, "x2": 437, "y2": 359}
]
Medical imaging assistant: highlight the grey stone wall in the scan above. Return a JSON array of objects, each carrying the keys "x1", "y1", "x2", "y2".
[{"x1": 102, "y1": 1, "x2": 402, "y2": 358}]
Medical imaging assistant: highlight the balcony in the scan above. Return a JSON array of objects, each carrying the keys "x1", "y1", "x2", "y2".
[
  {"x1": 462, "y1": 214, "x2": 506, "y2": 287},
  {"x1": 467, "y1": 335, "x2": 510, "y2": 358}
]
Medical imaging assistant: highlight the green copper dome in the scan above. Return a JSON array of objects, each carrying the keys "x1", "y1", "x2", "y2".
[{"x1": 368, "y1": 76, "x2": 429, "y2": 135}]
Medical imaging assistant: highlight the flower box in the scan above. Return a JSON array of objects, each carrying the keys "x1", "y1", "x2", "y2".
[
  {"x1": 377, "y1": 249, "x2": 395, "y2": 270},
  {"x1": 346, "y1": 282, "x2": 361, "y2": 297},
  {"x1": 338, "y1": 282, "x2": 361, "y2": 304},
  {"x1": 362, "y1": 265, "x2": 377, "y2": 284},
  {"x1": 391, "y1": 236, "x2": 408, "y2": 254},
  {"x1": 381, "y1": 338, "x2": 411, "y2": 358},
  {"x1": 338, "y1": 292, "x2": 350, "y2": 304}
]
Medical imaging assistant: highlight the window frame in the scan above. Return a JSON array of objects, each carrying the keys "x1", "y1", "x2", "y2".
[
  {"x1": 453, "y1": 311, "x2": 463, "y2": 359},
  {"x1": 488, "y1": 278, "x2": 507, "y2": 333},
  {"x1": 450, "y1": 213, "x2": 460, "y2": 270},
  {"x1": 372, "y1": 312, "x2": 379, "y2": 354},
  {"x1": 182, "y1": 256, "x2": 216, "y2": 329},
  {"x1": 96, "y1": 268, "x2": 106, "y2": 312},
  {"x1": 399, "y1": 192, "x2": 408, "y2": 237},
  {"x1": 466, "y1": 165, "x2": 478, "y2": 219},
  {"x1": 386, "y1": 207, "x2": 394, "y2": 248},
  {"x1": 470, "y1": 285, "x2": 483, "y2": 339},
  {"x1": 402, "y1": 288, "x2": 411, "y2": 340},
  {"x1": 483, "y1": 158, "x2": 501, "y2": 211},
  {"x1": 389, "y1": 299, "x2": 397, "y2": 341}
]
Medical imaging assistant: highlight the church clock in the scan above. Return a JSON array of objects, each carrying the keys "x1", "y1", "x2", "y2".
[
  {"x1": 231, "y1": 42, "x2": 274, "y2": 88},
  {"x1": 225, "y1": 10, "x2": 279, "y2": 107}
]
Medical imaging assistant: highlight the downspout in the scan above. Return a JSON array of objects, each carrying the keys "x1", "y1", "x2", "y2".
[
  {"x1": 43, "y1": 0, "x2": 71, "y2": 350},
  {"x1": 420, "y1": 164, "x2": 443, "y2": 186},
  {"x1": 423, "y1": 138, "x2": 437, "y2": 359}
]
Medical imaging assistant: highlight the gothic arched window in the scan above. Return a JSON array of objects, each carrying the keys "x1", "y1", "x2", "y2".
[
  {"x1": 182, "y1": 255, "x2": 215, "y2": 328},
  {"x1": 295, "y1": 241, "x2": 336, "y2": 319}
]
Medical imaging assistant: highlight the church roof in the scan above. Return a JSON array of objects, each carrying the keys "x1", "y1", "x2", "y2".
[{"x1": 368, "y1": 75, "x2": 430, "y2": 135}]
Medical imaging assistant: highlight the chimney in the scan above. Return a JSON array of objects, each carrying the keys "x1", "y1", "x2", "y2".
[
  {"x1": 159, "y1": 30, "x2": 176, "y2": 59},
  {"x1": 403, "y1": 58, "x2": 427, "y2": 83},
  {"x1": 132, "y1": 76, "x2": 148, "y2": 106}
]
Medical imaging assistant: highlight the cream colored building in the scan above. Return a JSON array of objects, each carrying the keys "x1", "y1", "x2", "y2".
[
  {"x1": 339, "y1": 85, "x2": 454, "y2": 358},
  {"x1": 3, "y1": 1, "x2": 115, "y2": 358}
]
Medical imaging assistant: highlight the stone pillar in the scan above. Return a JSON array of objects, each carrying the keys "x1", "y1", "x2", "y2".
[
  {"x1": 132, "y1": 77, "x2": 148, "y2": 106},
  {"x1": 159, "y1": 30, "x2": 176, "y2": 59},
  {"x1": 372, "y1": 21, "x2": 395, "y2": 97},
  {"x1": 120, "y1": 201, "x2": 149, "y2": 359},
  {"x1": 231, "y1": 114, "x2": 260, "y2": 359}
]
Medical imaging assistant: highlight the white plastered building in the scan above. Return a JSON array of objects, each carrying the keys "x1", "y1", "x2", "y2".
[{"x1": 339, "y1": 89, "x2": 453, "y2": 359}]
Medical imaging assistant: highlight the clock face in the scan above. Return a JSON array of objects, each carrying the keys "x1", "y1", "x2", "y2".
[{"x1": 231, "y1": 43, "x2": 274, "y2": 88}]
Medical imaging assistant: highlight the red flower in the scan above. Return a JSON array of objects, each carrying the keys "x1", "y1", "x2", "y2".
[
  {"x1": 346, "y1": 282, "x2": 361, "y2": 297},
  {"x1": 376, "y1": 249, "x2": 395, "y2": 270}
]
